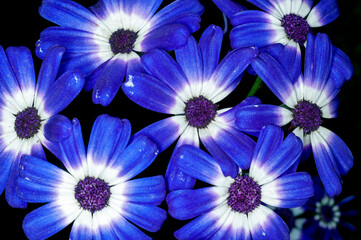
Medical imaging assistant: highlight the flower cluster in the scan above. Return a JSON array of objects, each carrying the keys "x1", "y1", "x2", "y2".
[{"x1": 0, "y1": 0, "x2": 357, "y2": 239}]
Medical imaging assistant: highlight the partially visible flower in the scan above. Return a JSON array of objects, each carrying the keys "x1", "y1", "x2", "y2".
[
  {"x1": 276, "y1": 177, "x2": 357, "y2": 240},
  {"x1": 16, "y1": 114, "x2": 167, "y2": 239},
  {"x1": 36, "y1": 0, "x2": 204, "y2": 106},
  {"x1": 236, "y1": 33, "x2": 353, "y2": 197},
  {"x1": 167, "y1": 125, "x2": 314, "y2": 239},
  {"x1": 226, "y1": 0, "x2": 339, "y2": 49},
  {"x1": 0, "y1": 45, "x2": 84, "y2": 208},
  {"x1": 122, "y1": 24, "x2": 259, "y2": 191}
]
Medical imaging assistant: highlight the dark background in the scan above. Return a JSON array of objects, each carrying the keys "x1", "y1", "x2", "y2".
[{"x1": 1, "y1": 0, "x2": 360, "y2": 239}]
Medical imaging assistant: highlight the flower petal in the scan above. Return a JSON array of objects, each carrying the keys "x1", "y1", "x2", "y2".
[
  {"x1": 122, "y1": 73, "x2": 185, "y2": 114},
  {"x1": 92, "y1": 54, "x2": 127, "y2": 106},
  {"x1": 261, "y1": 172, "x2": 314, "y2": 208},
  {"x1": 212, "y1": 0, "x2": 247, "y2": 18},
  {"x1": 23, "y1": 201, "x2": 81, "y2": 240},
  {"x1": 167, "y1": 186, "x2": 228, "y2": 220},
  {"x1": 44, "y1": 114, "x2": 73, "y2": 142},
  {"x1": 306, "y1": 0, "x2": 339, "y2": 27},
  {"x1": 42, "y1": 70, "x2": 85, "y2": 117}
]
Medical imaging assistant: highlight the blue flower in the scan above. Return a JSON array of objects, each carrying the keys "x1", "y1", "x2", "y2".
[
  {"x1": 235, "y1": 33, "x2": 353, "y2": 197},
  {"x1": 167, "y1": 125, "x2": 314, "y2": 240},
  {"x1": 0, "y1": 45, "x2": 84, "y2": 208},
  {"x1": 15, "y1": 114, "x2": 167, "y2": 240},
  {"x1": 36, "y1": 0, "x2": 204, "y2": 106},
  {"x1": 224, "y1": 0, "x2": 339, "y2": 49},
  {"x1": 122, "y1": 24, "x2": 259, "y2": 191}
]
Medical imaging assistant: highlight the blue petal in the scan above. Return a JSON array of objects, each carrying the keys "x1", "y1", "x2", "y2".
[
  {"x1": 236, "y1": 104, "x2": 292, "y2": 134},
  {"x1": 330, "y1": 46, "x2": 353, "y2": 88},
  {"x1": 121, "y1": 202, "x2": 167, "y2": 232},
  {"x1": 174, "y1": 145, "x2": 225, "y2": 186},
  {"x1": 119, "y1": 175, "x2": 166, "y2": 205},
  {"x1": 244, "y1": 0, "x2": 279, "y2": 14},
  {"x1": 36, "y1": 46, "x2": 65, "y2": 99},
  {"x1": 87, "y1": 114, "x2": 131, "y2": 166},
  {"x1": 44, "y1": 114, "x2": 72, "y2": 142},
  {"x1": 23, "y1": 201, "x2": 80, "y2": 240},
  {"x1": 92, "y1": 55, "x2": 127, "y2": 106},
  {"x1": 307, "y1": 0, "x2": 339, "y2": 27},
  {"x1": 43, "y1": 70, "x2": 85, "y2": 116},
  {"x1": 175, "y1": 35, "x2": 203, "y2": 87},
  {"x1": 122, "y1": 73, "x2": 184, "y2": 114},
  {"x1": 149, "y1": 0, "x2": 203, "y2": 33},
  {"x1": 141, "y1": 49, "x2": 190, "y2": 98},
  {"x1": 141, "y1": 23, "x2": 190, "y2": 52},
  {"x1": 167, "y1": 187, "x2": 227, "y2": 220},
  {"x1": 276, "y1": 41, "x2": 302, "y2": 84},
  {"x1": 261, "y1": 172, "x2": 314, "y2": 208},
  {"x1": 311, "y1": 130, "x2": 342, "y2": 197},
  {"x1": 249, "y1": 206, "x2": 289, "y2": 240},
  {"x1": 112, "y1": 135, "x2": 159, "y2": 182},
  {"x1": 230, "y1": 15, "x2": 281, "y2": 49},
  {"x1": 251, "y1": 52, "x2": 298, "y2": 106},
  {"x1": 132, "y1": 116, "x2": 185, "y2": 152},
  {"x1": 39, "y1": 0, "x2": 100, "y2": 31},
  {"x1": 199, "y1": 24, "x2": 223, "y2": 81},
  {"x1": 0, "y1": 148, "x2": 15, "y2": 196},
  {"x1": 5, "y1": 47, "x2": 36, "y2": 105},
  {"x1": 212, "y1": 0, "x2": 247, "y2": 18},
  {"x1": 16, "y1": 155, "x2": 71, "y2": 203},
  {"x1": 251, "y1": 129, "x2": 303, "y2": 185}
]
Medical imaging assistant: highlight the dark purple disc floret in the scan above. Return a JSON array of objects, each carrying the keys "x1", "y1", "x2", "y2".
[
  {"x1": 109, "y1": 28, "x2": 138, "y2": 54},
  {"x1": 14, "y1": 107, "x2": 41, "y2": 139},
  {"x1": 291, "y1": 100, "x2": 323, "y2": 134},
  {"x1": 184, "y1": 95, "x2": 218, "y2": 128},
  {"x1": 227, "y1": 174, "x2": 262, "y2": 214},
  {"x1": 281, "y1": 13, "x2": 312, "y2": 45},
  {"x1": 74, "y1": 176, "x2": 111, "y2": 213}
]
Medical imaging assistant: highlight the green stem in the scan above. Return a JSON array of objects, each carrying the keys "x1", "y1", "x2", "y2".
[{"x1": 246, "y1": 76, "x2": 262, "y2": 97}]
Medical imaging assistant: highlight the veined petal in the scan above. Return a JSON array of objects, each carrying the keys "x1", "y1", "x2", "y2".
[
  {"x1": 212, "y1": 0, "x2": 247, "y2": 18},
  {"x1": 39, "y1": 0, "x2": 102, "y2": 32},
  {"x1": 236, "y1": 104, "x2": 293, "y2": 134},
  {"x1": 310, "y1": 129, "x2": 342, "y2": 197},
  {"x1": 206, "y1": 47, "x2": 258, "y2": 102},
  {"x1": 35, "y1": 46, "x2": 65, "y2": 105},
  {"x1": 251, "y1": 131, "x2": 303, "y2": 186},
  {"x1": 199, "y1": 24, "x2": 223, "y2": 81},
  {"x1": 5, "y1": 47, "x2": 36, "y2": 107},
  {"x1": 122, "y1": 73, "x2": 185, "y2": 114},
  {"x1": 173, "y1": 145, "x2": 231, "y2": 187},
  {"x1": 44, "y1": 114, "x2": 73, "y2": 142},
  {"x1": 248, "y1": 205, "x2": 289, "y2": 240},
  {"x1": 69, "y1": 210, "x2": 93, "y2": 240},
  {"x1": 42, "y1": 70, "x2": 85, "y2": 118},
  {"x1": 16, "y1": 155, "x2": 75, "y2": 203},
  {"x1": 92, "y1": 53, "x2": 128, "y2": 106},
  {"x1": 167, "y1": 186, "x2": 229, "y2": 220},
  {"x1": 306, "y1": 0, "x2": 339, "y2": 27},
  {"x1": 261, "y1": 172, "x2": 314, "y2": 208},
  {"x1": 132, "y1": 116, "x2": 187, "y2": 152},
  {"x1": 141, "y1": 49, "x2": 192, "y2": 102},
  {"x1": 119, "y1": 202, "x2": 167, "y2": 232},
  {"x1": 23, "y1": 201, "x2": 81, "y2": 240},
  {"x1": 251, "y1": 52, "x2": 298, "y2": 107}
]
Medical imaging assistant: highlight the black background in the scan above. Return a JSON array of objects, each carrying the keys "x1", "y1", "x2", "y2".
[{"x1": 1, "y1": 0, "x2": 360, "y2": 239}]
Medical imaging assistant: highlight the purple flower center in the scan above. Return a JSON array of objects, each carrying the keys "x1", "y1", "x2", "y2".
[
  {"x1": 227, "y1": 174, "x2": 262, "y2": 214},
  {"x1": 291, "y1": 100, "x2": 322, "y2": 134},
  {"x1": 184, "y1": 96, "x2": 218, "y2": 128},
  {"x1": 74, "y1": 176, "x2": 111, "y2": 213},
  {"x1": 14, "y1": 107, "x2": 41, "y2": 139},
  {"x1": 281, "y1": 13, "x2": 311, "y2": 45},
  {"x1": 320, "y1": 205, "x2": 334, "y2": 223},
  {"x1": 109, "y1": 28, "x2": 138, "y2": 54}
]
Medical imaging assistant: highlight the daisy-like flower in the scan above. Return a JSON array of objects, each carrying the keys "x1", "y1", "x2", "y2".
[
  {"x1": 167, "y1": 125, "x2": 314, "y2": 239},
  {"x1": 235, "y1": 33, "x2": 353, "y2": 197},
  {"x1": 36, "y1": 0, "x2": 204, "y2": 106},
  {"x1": 16, "y1": 114, "x2": 167, "y2": 240},
  {"x1": 298, "y1": 176, "x2": 357, "y2": 240},
  {"x1": 226, "y1": 0, "x2": 339, "y2": 49},
  {"x1": 0, "y1": 45, "x2": 84, "y2": 208},
  {"x1": 122, "y1": 24, "x2": 259, "y2": 191}
]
